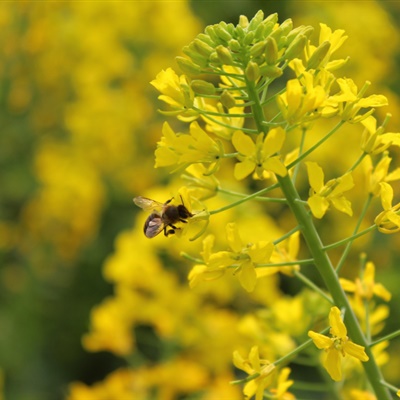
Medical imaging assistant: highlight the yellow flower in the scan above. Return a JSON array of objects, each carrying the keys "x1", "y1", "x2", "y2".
[
  {"x1": 277, "y1": 73, "x2": 327, "y2": 125},
  {"x1": 232, "y1": 128, "x2": 287, "y2": 180},
  {"x1": 308, "y1": 306, "x2": 369, "y2": 381},
  {"x1": 269, "y1": 368, "x2": 295, "y2": 400},
  {"x1": 150, "y1": 68, "x2": 199, "y2": 121},
  {"x1": 360, "y1": 115, "x2": 400, "y2": 155},
  {"x1": 326, "y1": 78, "x2": 388, "y2": 123},
  {"x1": 233, "y1": 346, "x2": 276, "y2": 400},
  {"x1": 155, "y1": 121, "x2": 223, "y2": 171},
  {"x1": 317, "y1": 24, "x2": 348, "y2": 68},
  {"x1": 259, "y1": 231, "x2": 301, "y2": 277},
  {"x1": 375, "y1": 182, "x2": 400, "y2": 233},
  {"x1": 306, "y1": 161, "x2": 354, "y2": 218},
  {"x1": 199, "y1": 98, "x2": 245, "y2": 140},
  {"x1": 194, "y1": 223, "x2": 274, "y2": 292},
  {"x1": 340, "y1": 261, "x2": 391, "y2": 302},
  {"x1": 364, "y1": 153, "x2": 400, "y2": 197}
]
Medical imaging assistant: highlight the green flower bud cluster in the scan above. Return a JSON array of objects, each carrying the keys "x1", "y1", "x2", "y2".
[{"x1": 176, "y1": 10, "x2": 314, "y2": 82}]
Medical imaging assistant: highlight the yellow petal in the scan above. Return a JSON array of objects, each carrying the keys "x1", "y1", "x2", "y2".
[
  {"x1": 234, "y1": 160, "x2": 255, "y2": 180},
  {"x1": 263, "y1": 157, "x2": 287, "y2": 177},
  {"x1": 237, "y1": 260, "x2": 257, "y2": 292},
  {"x1": 226, "y1": 222, "x2": 242, "y2": 253},
  {"x1": 308, "y1": 330, "x2": 332, "y2": 349},
  {"x1": 262, "y1": 127, "x2": 286, "y2": 157},
  {"x1": 339, "y1": 278, "x2": 356, "y2": 293},
  {"x1": 379, "y1": 182, "x2": 394, "y2": 210},
  {"x1": 248, "y1": 241, "x2": 274, "y2": 264},
  {"x1": 308, "y1": 195, "x2": 329, "y2": 219},
  {"x1": 331, "y1": 173, "x2": 354, "y2": 196},
  {"x1": 207, "y1": 251, "x2": 233, "y2": 268},
  {"x1": 232, "y1": 130, "x2": 256, "y2": 156},
  {"x1": 306, "y1": 161, "x2": 325, "y2": 192},
  {"x1": 323, "y1": 349, "x2": 342, "y2": 381},
  {"x1": 329, "y1": 306, "x2": 347, "y2": 338},
  {"x1": 343, "y1": 341, "x2": 369, "y2": 362},
  {"x1": 330, "y1": 196, "x2": 353, "y2": 216},
  {"x1": 373, "y1": 283, "x2": 392, "y2": 302}
]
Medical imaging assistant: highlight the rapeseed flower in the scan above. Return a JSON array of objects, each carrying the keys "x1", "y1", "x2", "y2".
[
  {"x1": 151, "y1": 68, "x2": 199, "y2": 121},
  {"x1": 190, "y1": 223, "x2": 274, "y2": 292},
  {"x1": 233, "y1": 346, "x2": 276, "y2": 400},
  {"x1": 340, "y1": 261, "x2": 391, "y2": 303},
  {"x1": 232, "y1": 128, "x2": 287, "y2": 180},
  {"x1": 325, "y1": 78, "x2": 388, "y2": 123},
  {"x1": 277, "y1": 72, "x2": 328, "y2": 125},
  {"x1": 374, "y1": 182, "x2": 400, "y2": 233},
  {"x1": 155, "y1": 121, "x2": 223, "y2": 172},
  {"x1": 308, "y1": 306, "x2": 369, "y2": 381},
  {"x1": 306, "y1": 161, "x2": 354, "y2": 218}
]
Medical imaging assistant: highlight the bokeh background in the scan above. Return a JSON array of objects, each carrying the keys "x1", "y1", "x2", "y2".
[{"x1": 1, "y1": 1, "x2": 400, "y2": 399}]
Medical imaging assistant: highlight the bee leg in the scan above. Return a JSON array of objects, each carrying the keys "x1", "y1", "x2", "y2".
[
  {"x1": 165, "y1": 224, "x2": 177, "y2": 236},
  {"x1": 179, "y1": 219, "x2": 188, "y2": 223}
]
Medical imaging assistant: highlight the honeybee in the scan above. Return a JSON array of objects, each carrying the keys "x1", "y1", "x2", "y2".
[{"x1": 133, "y1": 196, "x2": 193, "y2": 238}]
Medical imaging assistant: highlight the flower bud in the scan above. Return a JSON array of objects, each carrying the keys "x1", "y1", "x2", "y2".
[
  {"x1": 216, "y1": 45, "x2": 234, "y2": 65},
  {"x1": 238, "y1": 15, "x2": 249, "y2": 29},
  {"x1": 250, "y1": 40, "x2": 267, "y2": 58},
  {"x1": 307, "y1": 41, "x2": 331, "y2": 69},
  {"x1": 247, "y1": 9, "x2": 264, "y2": 31},
  {"x1": 191, "y1": 80, "x2": 216, "y2": 96},
  {"x1": 279, "y1": 18, "x2": 293, "y2": 36},
  {"x1": 264, "y1": 36, "x2": 278, "y2": 65},
  {"x1": 193, "y1": 38, "x2": 215, "y2": 58},
  {"x1": 245, "y1": 61, "x2": 260, "y2": 82},
  {"x1": 243, "y1": 31, "x2": 255, "y2": 46},
  {"x1": 228, "y1": 39, "x2": 241, "y2": 52},
  {"x1": 214, "y1": 24, "x2": 232, "y2": 42},
  {"x1": 220, "y1": 90, "x2": 236, "y2": 109},
  {"x1": 283, "y1": 34, "x2": 307, "y2": 61},
  {"x1": 259, "y1": 64, "x2": 282, "y2": 79},
  {"x1": 176, "y1": 56, "x2": 202, "y2": 75}
]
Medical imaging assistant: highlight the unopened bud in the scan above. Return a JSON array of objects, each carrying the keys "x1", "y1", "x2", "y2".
[
  {"x1": 220, "y1": 90, "x2": 236, "y2": 109},
  {"x1": 191, "y1": 80, "x2": 216, "y2": 96},
  {"x1": 243, "y1": 31, "x2": 255, "y2": 46},
  {"x1": 245, "y1": 61, "x2": 260, "y2": 82},
  {"x1": 193, "y1": 38, "x2": 215, "y2": 58},
  {"x1": 265, "y1": 37, "x2": 278, "y2": 65},
  {"x1": 283, "y1": 34, "x2": 307, "y2": 61},
  {"x1": 250, "y1": 40, "x2": 266, "y2": 58},
  {"x1": 247, "y1": 10, "x2": 264, "y2": 31},
  {"x1": 239, "y1": 15, "x2": 249, "y2": 28},
  {"x1": 176, "y1": 57, "x2": 202, "y2": 75},
  {"x1": 228, "y1": 39, "x2": 241, "y2": 52},
  {"x1": 259, "y1": 64, "x2": 282, "y2": 79},
  {"x1": 215, "y1": 24, "x2": 232, "y2": 42},
  {"x1": 307, "y1": 41, "x2": 331, "y2": 69},
  {"x1": 216, "y1": 45, "x2": 234, "y2": 65}
]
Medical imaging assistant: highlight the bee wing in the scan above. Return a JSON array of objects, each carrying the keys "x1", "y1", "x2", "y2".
[
  {"x1": 133, "y1": 196, "x2": 164, "y2": 211},
  {"x1": 144, "y1": 214, "x2": 164, "y2": 238}
]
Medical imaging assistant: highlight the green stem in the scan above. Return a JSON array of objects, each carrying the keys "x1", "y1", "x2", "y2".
[
  {"x1": 335, "y1": 194, "x2": 373, "y2": 274},
  {"x1": 210, "y1": 183, "x2": 279, "y2": 215},
  {"x1": 218, "y1": 187, "x2": 287, "y2": 203},
  {"x1": 323, "y1": 223, "x2": 376, "y2": 251},
  {"x1": 287, "y1": 120, "x2": 345, "y2": 170},
  {"x1": 293, "y1": 270, "x2": 333, "y2": 304},
  {"x1": 246, "y1": 77, "x2": 392, "y2": 399},
  {"x1": 370, "y1": 329, "x2": 400, "y2": 347}
]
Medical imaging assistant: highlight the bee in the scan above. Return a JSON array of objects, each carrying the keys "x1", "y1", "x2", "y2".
[{"x1": 133, "y1": 196, "x2": 193, "y2": 238}]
